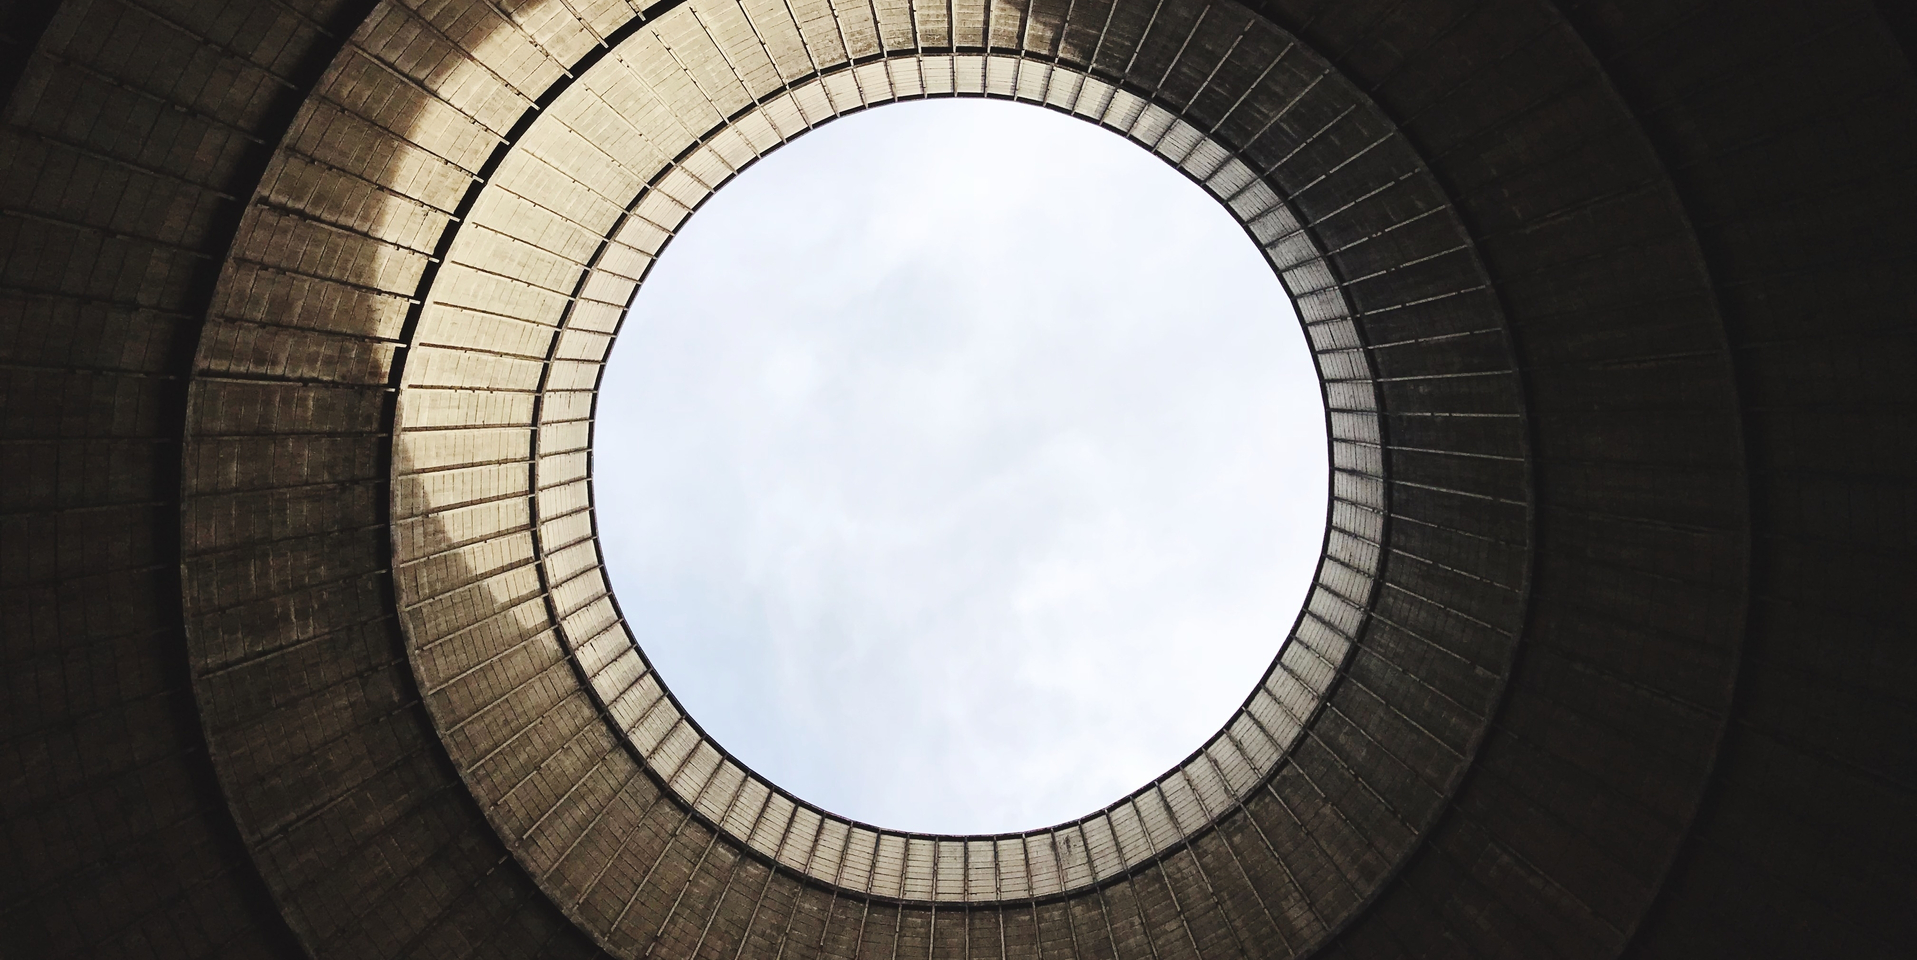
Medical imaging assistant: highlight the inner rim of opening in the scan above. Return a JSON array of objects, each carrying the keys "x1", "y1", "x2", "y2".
[{"x1": 594, "y1": 99, "x2": 1329, "y2": 835}]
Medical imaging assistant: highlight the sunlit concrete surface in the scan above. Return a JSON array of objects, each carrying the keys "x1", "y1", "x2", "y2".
[{"x1": 1, "y1": 1, "x2": 1912, "y2": 958}]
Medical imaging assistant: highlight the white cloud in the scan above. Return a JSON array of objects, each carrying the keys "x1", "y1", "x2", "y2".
[{"x1": 594, "y1": 99, "x2": 1326, "y2": 834}]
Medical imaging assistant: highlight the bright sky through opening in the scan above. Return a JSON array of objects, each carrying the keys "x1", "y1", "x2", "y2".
[{"x1": 595, "y1": 99, "x2": 1327, "y2": 835}]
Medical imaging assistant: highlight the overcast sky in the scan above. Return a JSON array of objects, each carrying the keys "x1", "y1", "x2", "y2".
[{"x1": 593, "y1": 99, "x2": 1326, "y2": 835}]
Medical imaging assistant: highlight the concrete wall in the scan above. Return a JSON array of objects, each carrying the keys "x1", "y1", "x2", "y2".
[{"x1": 1, "y1": 1, "x2": 1911, "y2": 958}]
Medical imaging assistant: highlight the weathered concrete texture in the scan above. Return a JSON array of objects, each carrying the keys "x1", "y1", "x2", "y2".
[
  {"x1": 0, "y1": 1, "x2": 375, "y2": 956},
  {"x1": 2, "y1": 1, "x2": 1912, "y2": 959}
]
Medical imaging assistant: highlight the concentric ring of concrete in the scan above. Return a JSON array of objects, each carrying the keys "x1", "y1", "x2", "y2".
[{"x1": 5, "y1": 1, "x2": 1912, "y2": 958}]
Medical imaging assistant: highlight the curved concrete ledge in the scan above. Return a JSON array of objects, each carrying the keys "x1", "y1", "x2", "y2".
[{"x1": 3, "y1": 1, "x2": 1911, "y2": 959}]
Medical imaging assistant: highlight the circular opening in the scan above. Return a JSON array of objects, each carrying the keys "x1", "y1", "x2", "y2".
[{"x1": 594, "y1": 99, "x2": 1327, "y2": 834}]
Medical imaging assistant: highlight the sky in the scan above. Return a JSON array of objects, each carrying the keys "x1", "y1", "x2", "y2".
[{"x1": 593, "y1": 99, "x2": 1326, "y2": 835}]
